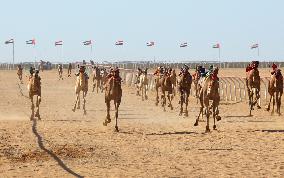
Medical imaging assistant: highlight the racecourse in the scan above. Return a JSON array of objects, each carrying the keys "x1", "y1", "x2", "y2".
[{"x1": 0, "y1": 68, "x2": 284, "y2": 177}]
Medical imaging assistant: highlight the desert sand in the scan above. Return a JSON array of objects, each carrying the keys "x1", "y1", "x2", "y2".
[{"x1": 0, "y1": 68, "x2": 284, "y2": 178}]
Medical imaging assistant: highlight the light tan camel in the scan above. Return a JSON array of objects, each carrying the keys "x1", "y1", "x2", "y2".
[
  {"x1": 72, "y1": 66, "x2": 88, "y2": 115},
  {"x1": 266, "y1": 69, "x2": 283, "y2": 115},
  {"x1": 27, "y1": 70, "x2": 41, "y2": 120},
  {"x1": 154, "y1": 67, "x2": 174, "y2": 111},
  {"x1": 137, "y1": 68, "x2": 149, "y2": 101},
  {"x1": 194, "y1": 67, "x2": 221, "y2": 132},
  {"x1": 178, "y1": 70, "x2": 192, "y2": 116},
  {"x1": 17, "y1": 65, "x2": 23, "y2": 83},
  {"x1": 103, "y1": 68, "x2": 122, "y2": 132},
  {"x1": 192, "y1": 70, "x2": 202, "y2": 101},
  {"x1": 245, "y1": 63, "x2": 261, "y2": 116},
  {"x1": 58, "y1": 64, "x2": 63, "y2": 80}
]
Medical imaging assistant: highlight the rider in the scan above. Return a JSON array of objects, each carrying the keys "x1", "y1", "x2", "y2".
[
  {"x1": 205, "y1": 65, "x2": 214, "y2": 78},
  {"x1": 271, "y1": 63, "x2": 278, "y2": 75}
]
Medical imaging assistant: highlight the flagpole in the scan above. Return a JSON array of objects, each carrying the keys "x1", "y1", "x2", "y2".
[
  {"x1": 219, "y1": 47, "x2": 221, "y2": 67},
  {"x1": 34, "y1": 44, "x2": 36, "y2": 68}
]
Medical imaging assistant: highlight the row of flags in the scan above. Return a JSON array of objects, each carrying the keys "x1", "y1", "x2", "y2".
[{"x1": 4, "y1": 39, "x2": 260, "y2": 49}]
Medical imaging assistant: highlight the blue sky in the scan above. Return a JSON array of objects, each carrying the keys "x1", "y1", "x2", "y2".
[{"x1": 0, "y1": 0, "x2": 284, "y2": 63}]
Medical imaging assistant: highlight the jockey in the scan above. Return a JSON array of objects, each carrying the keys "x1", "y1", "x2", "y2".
[
  {"x1": 205, "y1": 65, "x2": 214, "y2": 78},
  {"x1": 271, "y1": 63, "x2": 278, "y2": 75}
]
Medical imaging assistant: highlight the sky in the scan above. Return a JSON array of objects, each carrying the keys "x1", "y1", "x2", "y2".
[{"x1": 0, "y1": 0, "x2": 284, "y2": 63}]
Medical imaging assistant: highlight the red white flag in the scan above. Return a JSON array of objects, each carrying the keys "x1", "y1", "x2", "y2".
[
  {"x1": 115, "y1": 40, "x2": 123, "y2": 45},
  {"x1": 55, "y1": 40, "x2": 63, "y2": 46},
  {"x1": 147, "y1": 41, "x2": 155, "y2": 46}
]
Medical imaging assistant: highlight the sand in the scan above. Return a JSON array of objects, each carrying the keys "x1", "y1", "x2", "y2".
[{"x1": 0, "y1": 69, "x2": 284, "y2": 178}]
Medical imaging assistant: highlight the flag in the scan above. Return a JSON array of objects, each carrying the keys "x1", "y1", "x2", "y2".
[
  {"x1": 251, "y1": 43, "x2": 259, "y2": 49},
  {"x1": 115, "y1": 40, "x2": 123, "y2": 45},
  {"x1": 180, "y1": 42, "x2": 188, "y2": 47},
  {"x1": 83, "y1": 40, "x2": 92, "y2": 45},
  {"x1": 5, "y1": 39, "x2": 14, "y2": 44},
  {"x1": 55, "y1": 40, "x2": 63, "y2": 46},
  {"x1": 26, "y1": 39, "x2": 36, "y2": 45},
  {"x1": 147, "y1": 41, "x2": 155, "y2": 46},
  {"x1": 212, "y1": 43, "x2": 220, "y2": 48}
]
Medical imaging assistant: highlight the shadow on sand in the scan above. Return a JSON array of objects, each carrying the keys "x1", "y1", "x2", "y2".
[
  {"x1": 260, "y1": 130, "x2": 284, "y2": 133},
  {"x1": 146, "y1": 131, "x2": 198, "y2": 136},
  {"x1": 32, "y1": 119, "x2": 84, "y2": 178}
]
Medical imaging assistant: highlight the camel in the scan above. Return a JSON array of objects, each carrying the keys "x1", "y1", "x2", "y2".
[
  {"x1": 92, "y1": 66, "x2": 107, "y2": 93},
  {"x1": 154, "y1": 67, "x2": 174, "y2": 111},
  {"x1": 194, "y1": 67, "x2": 221, "y2": 132},
  {"x1": 178, "y1": 68, "x2": 192, "y2": 116},
  {"x1": 17, "y1": 65, "x2": 23, "y2": 83},
  {"x1": 170, "y1": 69, "x2": 177, "y2": 97},
  {"x1": 103, "y1": 68, "x2": 122, "y2": 132},
  {"x1": 27, "y1": 69, "x2": 41, "y2": 120},
  {"x1": 136, "y1": 68, "x2": 149, "y2": 101},
  {"x1": 72, "y1": 66, "x2": 88, "y2": 115},
  {"x1": 67, "y1": 63, "x2": 72, "y2": 77},
  {"x1": 245, "y1": 62, "x2": 261, "y2": 116},
  {"x1": 266, "y1": 69, "x2": 283, "y2": 115},
  {"x1": 192, "y1": 67, "x2": 202, "y2": 100},
  {"x1": 58, "y1": 64, "x2": 63, "y2": 80},
  {"x1": 135, "y1": 68, "x2": 143, "y2": 96}
]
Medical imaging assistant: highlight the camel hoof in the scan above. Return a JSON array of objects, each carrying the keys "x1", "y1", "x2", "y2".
[
  {"x1": 213, "y1": 125, "x2": 217, "y2": 130},
  {"x1": 72, "y1": 108, "x2": 75, "y2": 112},
  {"x1": 103, "y1": 122, "x2": 107, "y2": 126},
  {"x1": 115, "y1": 126, "x2": 119, "y2": 132},
  {"x1": 257, "y1": 106, "x2": 261, "y2": 109},
  {"x1": 216, "y1": 116, "x2": 221, "y2": 121},
  {"x1": 205, "y1": 126, "x2": 210, "y2": 133},
  {"x1": 184, "y1": 112, "x2": 188, "y2": 117},
  {"x1": 170, "y1": 106, "x2": 173, "y2": 110},
  {"x1": 194, "y1": 122, "x2": 198, "y2": 126}
]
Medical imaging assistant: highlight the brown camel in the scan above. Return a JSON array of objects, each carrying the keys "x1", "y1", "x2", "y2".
[
  {"x1": 92, "y1": 66, "x2": 106, "y2": 93},
  {"x1": 178, "y1": 69, "x2": 192, "y2": 117},
  {"x1": 103, "y1": 68, "x2": 122, "y2": 132},
  {"x1": 136, "y1": 68, "x2": 149, "y2": 101},
  {"x1": 58, "y1": 64, "x2": 63, "y2": 80},
  {"x1": 194, "y1": 67, "x2": 221, "y2": 132},
  {"x1": 154, "y1": 67, "x2": 174, "y2": 111},
  {"x1": 27, "y1": 69, "x2": 41, "y2": 120},
  {"x1": 245, "y1": 62, "x2": 261, "y2": 116},
  {"x1": 67, "y1": 63, "x2": 72, "y2": 77},
  {"x1": 17, "y1": 65, "x2": 23, "y2": 83},
  {"x1": 266, "y1": 69, "x2": 283, "y2": 115},
  {"x1": 72, "y1": 66, "x2": 88, "y2": 115}
]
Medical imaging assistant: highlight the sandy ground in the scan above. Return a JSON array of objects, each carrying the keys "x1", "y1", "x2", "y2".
[{"x1": 0, "y1": 69, "x2": 284, "y2": 178}]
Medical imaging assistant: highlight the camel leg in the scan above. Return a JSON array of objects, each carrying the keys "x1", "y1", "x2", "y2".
[
  {"x1": 167, "y1": 93, "x2": 173, "y2": 110},
  {"x1": 266, "y1": 94, "x2": 273, "y2": 111},
  {"x1": 179, "y1": 91, "x2": 183, "y2": 116},
  {"x1": 155, "y1": 87, "x2": 159, "y2": 106},
  {"x1": 83, "y1": 92, "x2": 87, "y2": 115},
  {"x1": 213, "y1": 104, "x2": 217, "y2": 130},
  {"x1": 278, "y1": 93, "x2": 282, "y2": 115},
  {"x1": 35, "y1": 96, "x2": 41, "y2": 120},
  {"x1": 272, "y1": 94, "x2": 275, "y2": 115},
  {"x1": 205, "y1": 106, "x2": 210, "y2": 132},
  {"x1": 103, "y1": 100, "x2": 111, "y2": 126},
  {"x1": 72, "y1": 92, "x2": 79, "y2": 112},
  {"x1": 97, "y1": 79, "x2": 100, "y2": 93},
  {"x1": 194, "y1": 93, "x2": 203, "y2": 126},
  {"x1": 30, "y1": 97, "x2": 35, "y2": 121},
  {"x1": 114, "y1": 102, "x2": 119, "y2": 132},
  {"x1": 184, "y1": 92, "x2": 189, "y2": 117}
]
